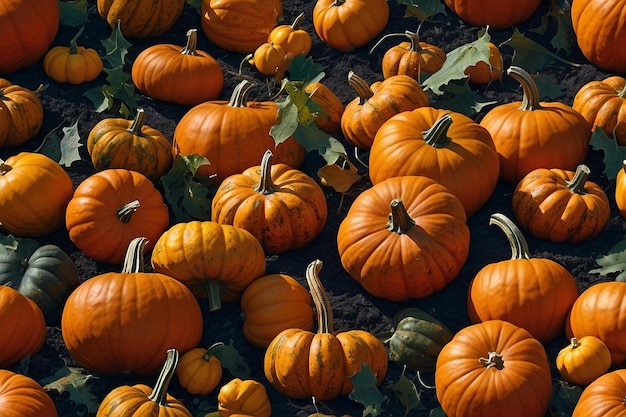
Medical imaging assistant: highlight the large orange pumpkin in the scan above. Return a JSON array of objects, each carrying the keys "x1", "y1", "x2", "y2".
[
  {"x1": 0, "y1": 370, "x2": 58, "y2": 417},
  {"x1": 443, "y1": 0, "x2": 543, "y2": 29},
  {"x1": 97, "y1": 0, "x2": 185, "y2": 38},
  {"x1": 572, "y1": 369, "x2": 626, "y2": 417}
]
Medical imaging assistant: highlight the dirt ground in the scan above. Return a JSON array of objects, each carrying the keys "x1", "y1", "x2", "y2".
[{"x1": 2, "y1": 1, "x2": 624, "y2": 416}]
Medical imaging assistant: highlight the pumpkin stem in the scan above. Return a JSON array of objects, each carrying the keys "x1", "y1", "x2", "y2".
[
  {"x1": 69, "y1": 26, "x2": 85, "y2": 55},
  {"x1": 117, "y1": 200, "x2": 140, "y2": 223},
  {"x1": 181, "y1": 29, "x2": 199, "y2": 56},
  {"x1": 291, "y1": 12, "x2": 305, "y2": 29},
  {"x1": 347, "y1": 71, "x2": 374, "y2": 105},
  {"x1": 565, "y1": 164, "x2": 590, "y2": 194},
  {"x1": 618, "y1": 83, "x2": 626, "y2": 98},
  {"x1": 228, "y1": 80, "x2": 255, "y2": 108},
  {"x1": 369, "y1": 30, "x2": 421, "y2": 54},
  {"x1": 127, "y1": 108, "x2": 146, "y2": 136},
  {"x1": 422, "y1": 113, "x2": 453, "y2": 148},
  {"x1": 147, "y1": 348, "x2": 179, "y2": 406},
  {"x1": 0, "y1": 160, "x2": 10, "y2": 175},
  {"x1": 387, "y1": 199, "x2": 416, "y2": 234},
  {"x1": 507, "y1": 66, "x2": 543, "y2": 111},
  {"x1": 332, "y1": 0, "x2": 346, "y2": 6},
  {"x1": 489, "y1": 213, "x2": 530, "y2": 260},
  {"x1": 122, "y1": 237, "x2": 148, "y2": 273},
  {"x1": 478, "y1": 351, "x2": 504, "y2": 370},
  {"x1": 570, "y1": 337, "x2": 580, "y2": 349},
  {"x1": 206, "y1": 281, "x2": 222, "y2": 312},
  {"x1": 255, "y1": 150, "x2": 278, "y2": 194},
  {"x1": 203, "y1": 341, "x2": 225, "y2": 361},
  {"x1": 306, "y1": 259, "x2": 335, "y2": 335}
]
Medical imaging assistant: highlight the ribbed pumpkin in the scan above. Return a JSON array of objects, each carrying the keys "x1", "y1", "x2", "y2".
[
  {"x1": 0, "y1": 79, "x2": 44, "y2": 147},
  {"x1": 479, "y1": 66, "x2": 591, "y2": 183},
  {"x1": 0, "y1": 370, "x2": 58, "y2": 417},
  {"x1": 435, "y1": 320, "x2": 552, "y2": 417},
  {"x1": 150, "y1": 220, "x2": 267, "y2": 312},
  {"x1": 304, "y1": 81, "x2": 345, "y2": 134},
  {"x1": 65, "y1": 169, "x2": 170, "y2": 265},
  {"x1": 201, "y1": 0, "x2": 283, "y2": 54},
  {"x1": 43, "y1": 26, "x2": 103, "y2": 85},
  {"x1": 217, "y1": 378, "x2": 272, "y2": 417},
  {"x1": 556, "y1": 336, "x2": 611, "y2": 386},
  {"x1": 388, "y1": 307, "x2": 454, "y2": 373},
  {"x1": 443, "y1": 0, "x2": 543, "y2": 29},
  {"x1": 615, "y1": 160, "x2": 626, "y2": 218},
  {"x1": 87, "y1": 108, "x2": 174, "y2": 181},
  {"x1": 264, "y1": 260, "x2": 388, "y2": 400},
  {"x1": 267, "y1": 12, "x2": 312, "y2": 57},
  {"x1": 573, "y1": 75, "x2": 626, "y2": 145},
  {"x1": 173, "y1": 80, "x2": 306, "y2": 183},
  {"x1": 572, "y1": 369, "x2": 626, "y2": 417},
  {"x1": 337, "y1": 175, "x2": 470, "y2": 301},
  {"x1": 512, "y1": 164, "x2": 610, "y2": 243},
  {"x1": 240, "y1": 273, "x2": 314, "y2": 348},
  {"x1": 176, "y1": 343, "x2": 223, "y2": 396},
  {"x1": 0, "y1": 285, "x2": 46, "y2": 368},
  {"x1": 62, "y1": 238, "x2": 203, "y2": 376},
  {"x1": 131, "y1": 28, "x2": 224, "y2": 105},
  {"x1": 468, "y1": 213, "x2": 580, "y2": 344},
  {"x1": 0, "y1": 152, "x2": 74, "y2": 237},
  {"x1": 0, "y1": 0, "x2": 59, "y2": 74},
  {"x1": 340, "y1": 72, "x2": 429, "y2": 150},
  {"x1": 379, "y1": 30, "x2": 446, "y2": 79},
  {"x1": 97, "y1": 0, "x2": 185, "y2": 38},
  {"x1": 571, "y1": 0, "x2": 626, "y2": 74},
  {"x1": 369, "y1": 108, "x2": 500, "y2": 217}
]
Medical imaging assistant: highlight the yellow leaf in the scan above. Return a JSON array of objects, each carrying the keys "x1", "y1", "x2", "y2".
[{"x1": 317, "y1": 158, "x2": 361, "y2": 193}]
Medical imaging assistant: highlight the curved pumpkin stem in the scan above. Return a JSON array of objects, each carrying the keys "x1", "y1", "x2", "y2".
[
  {"x1": 387, "y1": 199, "x2": 416, "y2": 234},
  {"x1": 291, "y1": 11, "x2": 305, "y2": 29},
  {"x1": 117, "y1": 200, "x2": 140, "y2": 224},
  {"x1": 69, "y1": 25, "x2": 85, "y2": 55},
  {"x1": 369, "y1": 30, "x2": 423, "y2": 54},
  {"x1": 181, "y1": 29, "x2": 199, "y2": 56},
  {"x1": 147, "y1": 348, "x2": 179, "y2": 406},
  {"x1": 565, "y1": 164, "x2": 590, "y2": 194},
  {"x1": 255, "y1": 150, "x2": 278, "y2": 194},
  {"x1": 127, "y1": 108, "x2": 146, "y2": 136},
  {"x1": 122, "y1": 237, "x2": 148, "y2": 273},
  {"x1": 489, "y1": 213, "x2": 530, "y2": 260},
  {"x1": 347, "y1": 71, "x2": 374, "y2": 105},
  {"x1": 423, "y1": 113, "x2": 453, "y2": 148},
  {"x1": 507, "y1": 66, "x2": 542, "y2": 111},
  {"x1": 306, "y1": 259, "x2": 335, "y2": 335},
  {"x1": 203, "y1": 341, "x2": 225, "y2": 361},
  {"x1": 228, "y1": 80, "x2": 255, "y2": 108},
  {"x1": 478, "y1": 351, "x2": 504, "y2": 370}
]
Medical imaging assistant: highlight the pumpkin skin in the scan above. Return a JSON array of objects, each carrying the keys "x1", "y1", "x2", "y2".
[
  {"x1": 572, "y1": 369, "x2": 626, "y2": 417},
  {"x1": 0, "y1": 0, "x2": 59, "y2": 74},
  {"x1": 240, "y1": 273, "x2": 314, "y2": 348},
  {"x1": 444, "y1": 0, "x2": 543, "y2": 29},
  {"x1": 465, "y1": 41, "x2": 503, "y2": 85},
  {"x1": 337, "y1": 175, "x2": 470, "y2": 301},
  {"x1": 97, "y1": 0, "x2": 185, "y2": 38},
  {"x1": 573, "y1": 76, "x2": 626, "y2": 145},
  {"x1": 62, "y1": 238, "x2": 203, "y2": 376},
  {"x1": 0, "y1": 369, "x2": 58, "y2": 417},
  {"x1": 212, "y1": 150, "x2": 328, "y2": 254},
  {"x1": 571, "y1": 0, "x2": 626, "y2": 74},
  {"x1": 512, "y1": 164, "x2": 610, "y2": 243},
  {"x1": 97, "y1": 349, "x2": 192, "y2": 417},
  {"x1": 65, "y1": 169, "x2": 170, "y2": 264},
  {"x1": 388, "y1": 308, "x2": 454, "y2": 373},
  {"x1": 173, "y1": 80, "x2": 306, "y2": 183},
  {"x1": 0, "y1": 152, "x2": 74, "y2": 237},
  {"x1": 150, "y1": 220, "x2": 267, "y2": 312},
  {"x1": 341, "y1": 72, "x2": 429, "y2": 150},
  {"x1": 217, "y1": 378, "x2": 272, "y2": 417},
  {"x1": 268, "y1": 12, "x2": 312, "y2": 57},
  {"x1": 201, "y1": 0, "x2": 283, "y2": 54},
  {"x1": 252, "y1": 42, "x2": 287, "y2": 76},
  {"x1": 312, "y1": 0, "x2": 389, "y2": 52},
  {"x1": 304, "y1": 81, "x2": 345, "y2": 134},
  {"x1": 479, "y1": 66, "x2": 591, "y2": 183},
  {"x1": 43, "y1": 26, "x2": 103, "y2": 85},
  {"x1": 566, "y1": 281, "x2": 626, "y2": 366},
  {"x1": 87, "y1": 108, "x2": 174, "y2": 181},
  {"x1": 556, "y1": 336, "x2": 611, "y2": 386},
  {"x1": 176, "y1": 344, "x2": 223, "y2": 396},
  {"x1": 0, "y1": 286, "x2": 46, "y2": 368},
  {"x1": 467, "y1": 213, "x2": 580, "y2": 344},
  {"x1": 264, "y1": 260, "x2": 388, "y2": 400},
  {"x1": 0, "y1": 79, "x2": 44, "y2": 147},
  {"x1": 369, "y1": 108, "x2": 500, "y2": 217},
  {"x1": 0, "y1": 238, "x2": 79, "y2": 324},
  {"x1": 435, "y1": 320, "x2": 552, "y2": 417},
  {"x1": 131, "y1": 28, "x2": 224, "y2": 106},
  {"x1": 615, "y1": 160, "x2": 626, "y2": 218},
  {"x1": 381, "y1": 30, "x2": 446, "y2": 79}
]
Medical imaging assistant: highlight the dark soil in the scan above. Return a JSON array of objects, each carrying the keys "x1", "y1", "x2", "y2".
[{"x1": 2, "y1": 1, "x2": 623, "y2": 416}]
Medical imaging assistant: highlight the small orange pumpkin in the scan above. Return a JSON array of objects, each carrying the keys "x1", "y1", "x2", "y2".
[
  {"x1": 43, "y1": 26, "x2": 103, "y2": 85},
  {"x1": 252, "y1": 42, "x2": 287, "y2": 76},
  {"x1": 377, "y1": 30, "x2": 446, "y2": 79},
  {"x1": 0, "y1": 79, "x2": 44, "y2": 148},
  {"x1": 176, "y1": 343, "x2": 223, "y2": 396},
  {"x1": 304, "y1": 81, "x2": 345, "y2": 134},
  {"x1": 217, "y1": 378, "x2": 271, "y2": 417},
  {"x1": 268, "y1": 11, "x2": 312, "y2": 57},
  {"x1": 556, "y1": 336, "x2": 611, "y2": 386}
]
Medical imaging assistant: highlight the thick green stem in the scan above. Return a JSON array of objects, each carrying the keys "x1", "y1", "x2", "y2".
[
  {"x1": 117, "y1": 200, "x2": 140, "y2": 224},
  {"x1": 69, "y1": 26, "x2": 85, "y2": 54},
  {"x1": 347, "y1": 71, "x2": 374, "y2": 105},
  {"x1": 206, "y1": 280, "x2": 222, "y2": 312},
  {"x1": 565, "y1": 164, "x2": 590, "y2": 194},
  {"x1": 489, "y1": 213, "x2": 530, "y2": 260},
  {"x1": 306, "y1": 259, "x2": 334, "y2": 335},
  {"x1": 508, "y1": 66, "x2": 542, "y2": 111},
  {"x1": 181, "y1": 29, "x2": 199, "y2": 56},
  {"x1": 423, "y1": 113, "x2": 453, "y2": 148},
  {"x1": 127, "y1": 108, "x2": 146, "y2": 135},
  {"x1": 147, "y1": 348, "x2": 178, "y2": 406},
  {"x1": 387, "y1": 199, "x2": 416, "y2": 234},
  {"x1": 254, "y1": 150, "x2": 277, "y2": 194},
  {"x1": 203, "y1": 342, "x2": 225, "y2": 361}
]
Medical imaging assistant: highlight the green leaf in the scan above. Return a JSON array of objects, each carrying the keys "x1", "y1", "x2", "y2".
[
  {"x1": 395, "y1": 0, "x2": 447, "y2": 21},
  {"x1": 58, "y1": 0, "x2": 90, "y2": 27},
  {"x1": 550, "y1": 380, "x2": 582, "y2": 417},
  {"x1": 429, "y1": 407, "x2": 447, "y2": 417},
  {"x1": 41, "y1": 366, "x2": 99, "y2": 414},
  {"x1": 287, "y1": 55, "x2": 326, "y2": 84},
  {"x1": 160, "y1": 154, "x2": 217, "y2": 223},
  {"x1": 589, "y1": 127, "x2": 626, "y2": 180},
  {"x1": 348, "y1": 363, "x2": 387, "y2": 417},
  {"x1": 186, "y1": 0, "x2": 202, "y2": 14},
  {"x1": 422, "y1": 30, "x2": 492, "y2": 95},
  {"x1": 431, "y1": 80, "x2": 497, "y2": 117},
  {"x1": 590, "y1": 239, "x2": 626, "y2": 282},
  {"x1": 389, "y1": 370, "x2": 425, "y2": 416},
  {"x1": 529, "y1": 0, "x2": 576, "y2": 56},
  {"x1": 101, "y1": 20, "x2": 132, "y2": 69},
  {"x1": 531, "y1": 73, "x2": 565, "y2": 100},
  {"x1": 212, "y1": 341, "x2": 251, "y2": 379},
  {"x1": 271, "y1": 96, "x2": 299, "y2": 145},
  {"x1": 501, "y1": 28, "x2": 579, "y2": 73},
  {"x1": 34, "y1": 117, "x2": 83, "y2": 167}
]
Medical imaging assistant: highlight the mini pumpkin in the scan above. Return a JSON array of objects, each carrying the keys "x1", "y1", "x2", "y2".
[
  {"x1": 556, "y1": 336, "x2": 611, "y2": 386},
  {"x1": 176, "y1": 343, "x2": 223, "y2": 396},
  {"x1": 252, "y1": 42, "x2": 287, "y2": 76},
  {"x1": 615, "y1": 160, "x2": 626, "y2": 218},
  {"x1": 0, "y1": 79, "x2": 44, "y2": 148},
  {"x1": 43, "y1": 26, "x2": 103, "y2": 84},
  {"x1": 97, "y1": 0, "x2": 185, "y2": 38},
  {"x1": 268, "y1": 11, "x2": 312, "y2": 57},
  {"x1": 218, "y1": 378, "x2": 271, "y2": 417},
  {"x1": 0, "y1": 370, "x2": 58, "y2": 417},
  {"x1": 376, "y1": 30, "x2": 446, "y2": 79}
]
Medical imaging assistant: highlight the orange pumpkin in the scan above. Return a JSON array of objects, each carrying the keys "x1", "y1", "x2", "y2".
[
  {"x1": 43, "y1": 26, "x2": 103, "y2": 85},
  {"x1": 131, "y1": 28, "x2": 224, "y2": 105},
  {"x1": 435, "y1": 320, "x2": 552, "y2": 417},
  {"x1": 217, "y1": 378, "x2": 271, "y2": 417},
  {"x1": 572, "y1": 369, "x2": 626, "y2": 417},
  {"x1": 444, "y1": 0, "x2": 543, "y2": 29},
  {"x1": 176, "y1": 343, "x2": 223, "y2": 396},
  {"x1": 0, "y1": 79, "x2": 44, "y2": 147},
  {"x1": 337, "y1": 175, "x2": 470, "y2": 301},
  {"x1": 0, "y1": 370, "x2": 58, "y2": 417},
  {"x1": 465, "y1": 41, "x2": 503, "y2": 85},
  {"x1": 252, "y1": 42, "x2": 287, "y2": 76},
  {"x1": 379, "y1": 30, "x2": 446, "y2": 79},
  {"x1": 268, "y1": 11, "x2": 312, "y2": 57},
  {"x1": 556, "y1": 336, "x2": 611, "y2": 386},
  {"x1": 467, "y1": 213, "x2": 580, "y2": 344},
  {"x1": 479, "y1": 66, "x2": 591, "y2": 183},
  {"x1": 615, "y1": 160, "x2": 626, "y2": 218},
  {"x1": 304, "y1": 81, "x2": 345, "y2": 134},
  {"x1": 97, "y1": 0, "x2": 185, "y2": 38}
]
